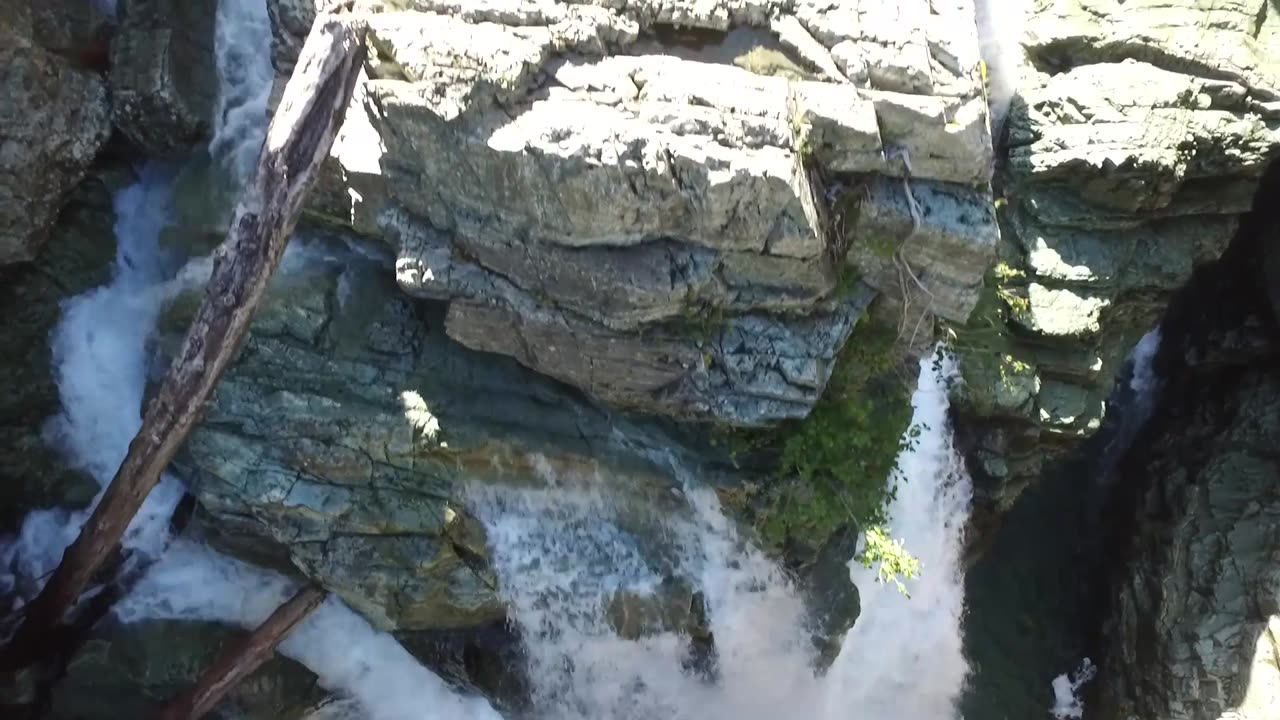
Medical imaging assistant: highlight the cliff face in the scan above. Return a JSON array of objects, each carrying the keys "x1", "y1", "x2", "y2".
[
  {"x1": 953, "y1": 0, "x2": 1280, "y2": 529},
  {"x1": 1094, "y1": 164, "x2": 1280, "y2": 720},
  {"x1": 157, "y1": 236, "x2": 701, "y2": 633},
  {"x1": 270, "y1": 0, "x2": 999, "y2": 426}
]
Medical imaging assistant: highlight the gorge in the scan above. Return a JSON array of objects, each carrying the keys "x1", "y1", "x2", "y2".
[{"x1": 0, "y1": 1, "x2": 1277, "y2": 719}]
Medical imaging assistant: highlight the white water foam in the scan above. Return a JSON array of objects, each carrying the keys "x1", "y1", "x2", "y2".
[
  {"x1": 974, "y1": 0, "x2": 1030, "y2": 139},
  {"x1": 823, "y1": 350, "x2": 973, "y2": 719},
  {"x1": 464, "y1": 352, "x2": 973, "y2": 720},
  {"x1": 0, "y1": 166, "x2": 187, "y2": 603},
  {"x1": 210, "y1": 0, "x2": 275, "y2": 181},
  {"x1": 1051, "y1": 658, "x2": 1097, "y2": 719}
]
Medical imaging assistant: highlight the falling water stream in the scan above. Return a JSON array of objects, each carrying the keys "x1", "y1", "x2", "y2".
[{"x1": 463, "y1": 354, "x2": 974, "y2": 720}]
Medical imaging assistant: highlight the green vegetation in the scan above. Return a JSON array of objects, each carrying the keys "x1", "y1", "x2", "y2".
[
  {"x1": 719, "y1": 311, "x2": 923, "y2": 594},
  {"x1": 859, "y1": 525, "x2": 921, "y2": 597},
  {"x1": 940, "y1": 263, "x2": 1036, "y2": 406}
]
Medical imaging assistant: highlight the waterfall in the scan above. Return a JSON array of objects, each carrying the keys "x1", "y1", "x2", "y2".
[
  {"x1": 210, "y1": 0, "x2": 275, "y2": 181},
  {"x1": 974, "y1": 0, "x2": 1030, "y2": 140},
  {"x1": 464, "y1": 353, "x2": 973, "y2": 720},
  {"x1": 1041, "y1": 326, "x2": 1163, "y2": 717},
  {"x1": 823, "y1": 351, "x2": 972, "y2": 717}
]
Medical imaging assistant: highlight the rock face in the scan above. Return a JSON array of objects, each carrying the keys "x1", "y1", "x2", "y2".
[
  {"x1": 1095, "y1": 167, "x2": 1280, "y2": 720},
  {"x1": 0, "y1": 173, "x2": 120, "y2": 532},
  {"x1": 952, "y1": 0, "x2": 1280, "y2": 525},
  {"x1": 109, "y1": 0, "x2": 219, "y2": 156},
  {"x1": 161, "y1": 232, "x2": 703, "y2": 632},
  {"x1": 0, "y1": 12, "x2": 111, "y2": 265},
  {"x1": 291, "y1": 0, "x2": 998, "y2": 425}
]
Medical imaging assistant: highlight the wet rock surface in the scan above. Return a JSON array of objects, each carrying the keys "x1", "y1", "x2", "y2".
[
  {"x1": 49, "y1": 619, "x2": 325, "y2": 720},
  {"x1": 160, "y1": 232, "x2": 707, "y2": 632}
]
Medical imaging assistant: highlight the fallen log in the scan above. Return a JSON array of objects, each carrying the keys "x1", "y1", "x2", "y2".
[
  {"x1": 0, "y1": 15, "x2": 367, "y2": 668},
  {"x1": 151, "y1": 585, "x2": 327, "y2": 720}
]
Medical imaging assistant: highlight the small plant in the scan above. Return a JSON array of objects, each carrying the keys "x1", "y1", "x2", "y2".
[
  {"x1": 859, "y1": 525, "x2": 920, "y2": 596},
  {"x1": 789, "y1": 107, "x2": 814, "y2": 157},
  {"x1": 754, "y1": 316, "x2": 919, "y2": 560}
]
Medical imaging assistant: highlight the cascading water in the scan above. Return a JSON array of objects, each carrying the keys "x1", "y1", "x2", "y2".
[
  {"x1": 1043, "y1": 326, "x2": 1163, "y2": 719},
  {"x1": 465, "y1": 352, "x2": 974, "y2": 720},
  {"x1": 824, "y1": 351, "x2": 972, "y2": 717}
]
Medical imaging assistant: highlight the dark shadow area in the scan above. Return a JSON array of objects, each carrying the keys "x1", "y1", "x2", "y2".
[{"x1": 961, "y1": 157, "x2": 1280, "y2": 720}]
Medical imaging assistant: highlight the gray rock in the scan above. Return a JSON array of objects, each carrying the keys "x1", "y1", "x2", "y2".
[
  {"x1": 0, "y1": 23, "x2": 111, "y2": 265},
  {"x1": 161, "y1": 233, "x2": 699, "y2": 630},
  {"x1": 282, "y1": 1, "x2": 998, "y2": 424},
  {"x1": 844, "y1": 175, "x2": 999, "y2": 322},
  {"x1": 1097, "y1": 222, "x2": 1280, "y2": 720},
  {"x1": 109, "y1": 0, "x2": 219, "y2": 156},
  {"x1": 266, "y1": 0, "x2": 322, "y2": 72}
]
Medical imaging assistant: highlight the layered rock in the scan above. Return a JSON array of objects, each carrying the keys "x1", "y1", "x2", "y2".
[
  {"x1": 1095, "y1": 168, "x2": 1280, "y2": 720},
  {"x1": 952, "y1": 0, "x2": 1280, "y2": 525},
  {"x1": 0, "y1": 11, "x2": 111, "y2": 265},
  {"x1": 284, "y1": 0, "x2": 998, "y2": 425},
  {"x1": 160, "y1": 233, "x2": 706, "y2": 632}
]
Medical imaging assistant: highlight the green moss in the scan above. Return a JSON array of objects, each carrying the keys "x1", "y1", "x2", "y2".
[
  {"x1": 763, "y1": 319, "x2": 917, "y2": 547},
  {"x1": 717, "y1": 313, "x2": 920, "y2": 582},
  {"x1": 863, "y1": 230, "x2": 901, "y2": 259}
]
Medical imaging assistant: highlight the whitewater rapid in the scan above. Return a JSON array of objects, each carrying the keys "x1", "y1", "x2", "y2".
[{"x1": 465, "y1": 352, "x2": 974, "y2": 720}]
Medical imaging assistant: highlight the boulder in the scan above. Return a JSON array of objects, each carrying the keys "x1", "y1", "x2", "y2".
[
  {"x1": 0, "y1": 22, "x2": 111, "y2": 265},
  {"x1": 49, "y1": 619, "x2": 324, "y2": 720},
  {"x1": 109, "y1": 0, "x2": 219, "y2": 156}
]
